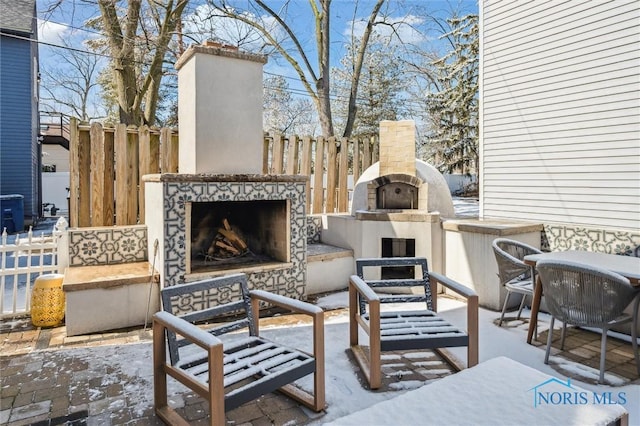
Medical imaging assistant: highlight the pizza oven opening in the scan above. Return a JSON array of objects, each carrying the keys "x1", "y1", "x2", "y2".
[{"x1": 367, "y1": 173, "x2": 423, "y2": 211}]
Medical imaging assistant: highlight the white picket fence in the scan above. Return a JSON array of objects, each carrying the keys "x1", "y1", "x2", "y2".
[{"x1": 0, "y1": 218, "x2": 67, "y2": 316}]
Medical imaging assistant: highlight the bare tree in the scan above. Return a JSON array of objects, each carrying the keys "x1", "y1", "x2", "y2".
[
  {"x1": 96, "y1": 0, "x2": 188, "y2": 125},
  {"x1": 40, "y1": 39, "x2": 106, "y2": 121},
  {"x1": 203, "y1": 0, "x2": 387, "y2": 137}
]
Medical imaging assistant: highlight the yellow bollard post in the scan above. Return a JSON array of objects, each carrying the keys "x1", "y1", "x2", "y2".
[{"x1": 31, "y1": 273, "x2": 65, "y2": 327}]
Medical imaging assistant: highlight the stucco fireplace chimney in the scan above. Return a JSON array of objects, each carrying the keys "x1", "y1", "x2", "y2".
[
  {"x1": 144, "y1": 43, "x2": 307, "y2": 299},
  {"x1": 175, "y1": 42, "x2": 267, "y2": 174}
]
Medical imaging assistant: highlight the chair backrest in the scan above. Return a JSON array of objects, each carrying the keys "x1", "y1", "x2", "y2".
[
  {"x1": 161, "y1": 273, "x2": 255, "y2": 365},
  {"x1": 492, "y1": 238, "x2": 542, "y2": 285},
  {"x1": 536, "y1": 259, "x2": 636, "y2": 327},
  {"x1": 355, "y1": 257, "x2": 433, "y2": 311}
]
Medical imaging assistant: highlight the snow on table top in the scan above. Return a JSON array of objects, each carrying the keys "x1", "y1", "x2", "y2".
[{"x1": 326, "y1": 356, "x2": 628, "y2": 426}]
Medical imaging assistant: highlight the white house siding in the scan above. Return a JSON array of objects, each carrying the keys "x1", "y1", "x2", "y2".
[{"x1": 480, "y1": 0, "x2": 640, "y2": 231}]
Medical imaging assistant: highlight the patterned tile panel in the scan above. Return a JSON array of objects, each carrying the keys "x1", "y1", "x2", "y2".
[
  {"x1": 68, "y1": 225, "x2": 148, "y2": 266},
  {"x1": 161, "y1": 179, "x2": 307, "y2": 301},
  {"x1": 542, "y1": 224, "x2": 640, "y2": 256},
  {"x1": 306, "y1": 215, "x2": 322, "y2": 244}
]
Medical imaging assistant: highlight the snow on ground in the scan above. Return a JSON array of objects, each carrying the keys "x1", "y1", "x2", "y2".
[
  {"x1": 42, "y1": 292, "x2": 637, "y2": 425},
  {"x1": 452, "y1": 197, "x2": 479, "y2": 217}
]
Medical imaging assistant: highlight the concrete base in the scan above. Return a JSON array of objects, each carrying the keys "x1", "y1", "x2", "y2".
[
  {"x1": 442, "y1": 218, "x2": 543, "y2": 311},
  {"x1": 306, "y1": 243, "x2": 354, "y2": 295},
  {"x1": 319, "y1": 213, "x2": 444, "y2": 275},
  {"x1": 62, "y1": 262, "x2": 160, "y2": 336}
]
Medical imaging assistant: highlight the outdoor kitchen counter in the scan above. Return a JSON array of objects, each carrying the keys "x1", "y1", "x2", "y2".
[
  {"x1": 442, "y1": 218, "x2": 543, "y2": 311},
  {"x1": 442, "y1": 218, "x2": 543, "y2": 236}
]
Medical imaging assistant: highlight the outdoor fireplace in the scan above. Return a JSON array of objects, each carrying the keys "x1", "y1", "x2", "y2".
[{"x1": 143, "y1": 43, "x2": 307, "y2": 299}]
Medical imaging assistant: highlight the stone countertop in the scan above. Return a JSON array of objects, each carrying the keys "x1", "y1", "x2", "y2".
[
  {"x1": 442, "y1": 218, "x2": 543, "y2": 236},
  {"x1": 307, "y1": 243, "x2": 353, "y2": 262},
  {"x1": 63, "y1": 262, "x2": 159, "y2": 292},
  {"x1": 142, "y1": 173, "x2": 309, "y2": 183}
]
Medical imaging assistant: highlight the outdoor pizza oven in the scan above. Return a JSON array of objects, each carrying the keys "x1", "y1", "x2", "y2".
[{"x1": 344, "y1": 120, "x2": 454, "y2": 277}]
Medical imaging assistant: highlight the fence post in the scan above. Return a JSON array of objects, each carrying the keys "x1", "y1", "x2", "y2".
[
  {"x1": 161, "y1": 127, "x2": 178, "y2": 173},
  {"x1": 54, "y1": 217, "x2": 69, "y2": 272},
  {"x1": 353, "y1": 138, "x2": 361, "y2": 182},
  {"x1": 139, "y1": 125, "x2": 151, "y2": 223},
  {"x1": 326, "y1": 137, "x2": 338, "y2": 213},
  {"x1": 312, "y1": 137, "x2": 325, "y2": 214},
  {"x1": 77, "y1": 124, "x2": 92, "y2": 227},
  {"x1": 262, "y1": 132, "x2": 271, "y2": 174},
  {"x1": 286, "y1": 135, "x2": 299, "y2": 175},
  {"x1": 271, "y1": 133, "x2": 285, "y2": 174},
  {"x1": 338, "y1": 137, "x2": 349, "y2": 212},
  {"x1": 115, "y1": 124, "x2": 139, "y2": 225},
  {"x1": 103, "y1": 128, "x2": 115, "y2": 226},
  {"x1": 363, "y1": 136, "x2": 372, "y2": 171},
  {"x1": 90, "y1": 123, "x2": 106, "y2": 226},
  {"x1": 371, "y1": 136, "x2": 379, "y2": 164},
  {"x1": 68, "y1": 118, "x2": 79, "y2": 227},
  {"x1": 300, "y1": 136, "x2": 313, "y2": 213}
]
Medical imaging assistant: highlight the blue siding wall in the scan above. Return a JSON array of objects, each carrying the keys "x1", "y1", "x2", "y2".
[{"x1": 0, "y1": 36, "x2": 36, "y2": 227}]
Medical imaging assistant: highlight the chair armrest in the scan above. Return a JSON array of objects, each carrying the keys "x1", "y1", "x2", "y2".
[
  {"x1": 153, "y1": 310, "x2": 222, "y2": 350},
  {"x1": 250, "y1": 290, "x2": 323, "y2": 316},
  {"x1": 429, "y1": 272, "x2": 477, "y2": 299},
  {"x1": 349, "y1": 275, "x2": 380, "y2": 302},
  {"x1": 153, "y1": 311, "x2": 226, "y2": 421},
  {"x1": 249, "y1": 290, "x2": 325, "y2": 365},
  {"x1": 428, "y1": 272, "x2": 479, "y2": 366}
]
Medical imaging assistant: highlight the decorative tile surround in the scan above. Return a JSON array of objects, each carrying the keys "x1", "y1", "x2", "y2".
[
  {"x1": 155, "y1": 174, "x2": 308, "y2": 300},
  {"x1": 541, "y1": 224, "x2": 640, "y2": 256},
  {"x1": 68, "y1": 225, "x2": 147, "y2": 266}
]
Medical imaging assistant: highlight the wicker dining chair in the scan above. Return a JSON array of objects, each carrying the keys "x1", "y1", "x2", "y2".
[
  {"x1": 536, "y1": 259, "x2": 640, "y2": 384},
  {"x1": 492, "y1": 238, "x2": 542, "y2": 327}
]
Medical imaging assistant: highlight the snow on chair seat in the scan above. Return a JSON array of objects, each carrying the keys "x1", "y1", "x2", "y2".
[
  {"x1": 349, "y1": 257, "x2": 478, "y2": 389},
  {"x1": 153, "y1": 273, "x2": 325, "y2": 426}
]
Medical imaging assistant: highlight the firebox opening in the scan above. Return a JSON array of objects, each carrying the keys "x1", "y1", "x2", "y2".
[
  {"x1": 381, "y1": 238, "x2": 416, "y2": 279},
  {"x1": 188, "y1": 200, "x2": 289, "y2": 274}
]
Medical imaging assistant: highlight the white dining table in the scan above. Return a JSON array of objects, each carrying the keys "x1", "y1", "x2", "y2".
[{"x1": 523, "y1": 250, "x2": 640, "y2": 344}]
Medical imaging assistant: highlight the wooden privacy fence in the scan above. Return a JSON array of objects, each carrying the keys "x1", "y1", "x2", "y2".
[
  {"x1": 68, "y1": 118, "x2": 179, "y2": 227},
  {"x1": 263, "y1": 134, "x2": 378, "y2": 214},
  {"x1": 69, "y1": 118, "x2": 378, "y2": 227}
]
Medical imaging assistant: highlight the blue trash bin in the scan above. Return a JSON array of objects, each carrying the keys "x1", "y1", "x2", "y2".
[{"x1": 0, "y1": 194, "x2": 25, "y2": 234}]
